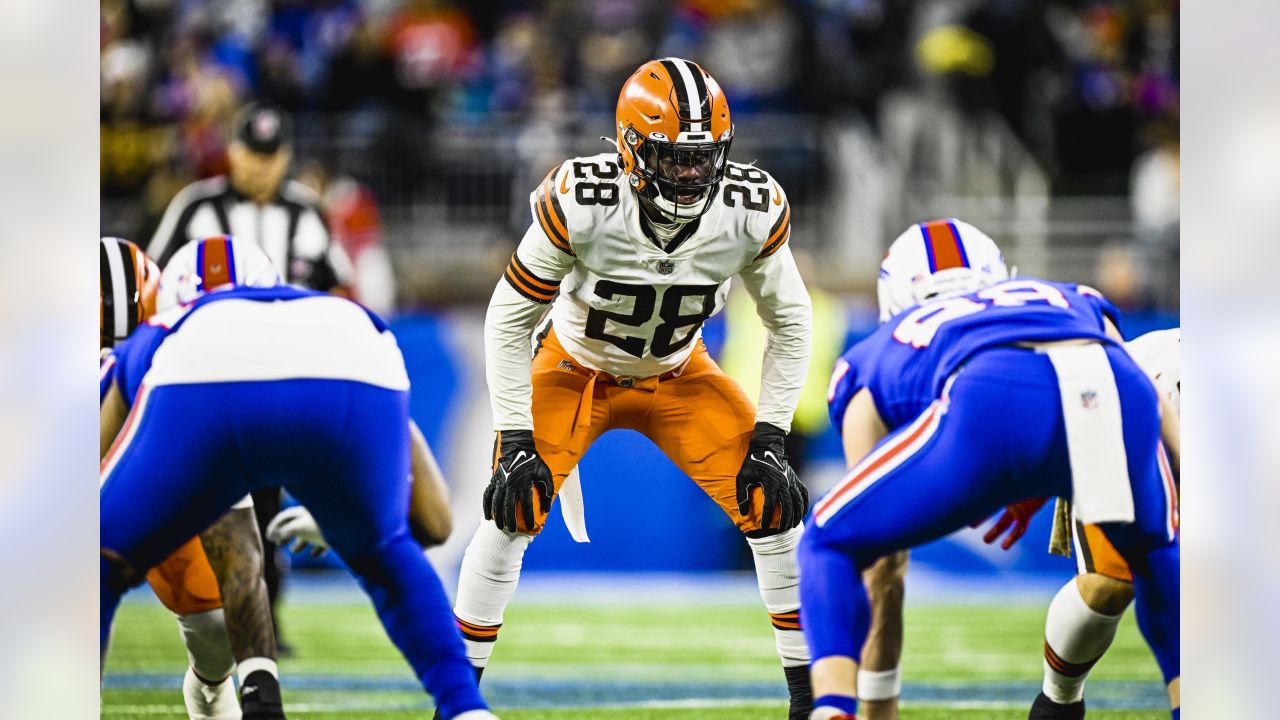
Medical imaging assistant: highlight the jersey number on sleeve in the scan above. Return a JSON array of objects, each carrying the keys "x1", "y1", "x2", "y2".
[
  {"x1": 584, "y1": 281, "x2": 718, "y2": 358},
  {"x1": 721, "y1": 164, "x2": 770, "y2": 212},
  {"x1": 573, "y1": 160, "x2": 620, "y2": 207},
  {"x1": 892, "y1": 280, "x2": 1072, "y2": 348}
]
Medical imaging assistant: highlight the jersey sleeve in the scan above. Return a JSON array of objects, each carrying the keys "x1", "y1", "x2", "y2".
[
  {"x1": 1072, "y1": 283, "x2": 1124, "y2": 334},
  {"x1": 827, "y1": 348, "x2": 864, "y2": 430},
  {"x1": 752, "y1": 177, "x2": 791, "y2": 262},
  {"x1": 737, "y1": 242, "x2": 812, "y2": 432},
  {"x1": 485, "y1": 173, "x2": 580, "y2": 430},
  {"x1": 106, "y1": 324, "x2": 168, "y2": 407},
  {"x1": 100, "y1": 349, "x2": 117, "y2": 404},
  {"x1": 528, "y1": 162, "x2": 577, "y2": 258}
]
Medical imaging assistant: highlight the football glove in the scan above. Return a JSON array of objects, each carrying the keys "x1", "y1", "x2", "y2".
[
  {"x1": 971, "y1": 497, "x2": 1049, "y2": 550},
  {"x1": 484, "y1": 430, "x2": 554, "y2": 533},
  {"x1": 265, "y1": 506, "x2": 329, "y2": 557},
  {"x1": 736, "y1": 422, "x2": 809, "y2": 533}
]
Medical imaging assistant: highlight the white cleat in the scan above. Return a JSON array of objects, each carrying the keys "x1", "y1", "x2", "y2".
[{"x1": 182, "y1": 666, "x2": 241, "y2": 720}]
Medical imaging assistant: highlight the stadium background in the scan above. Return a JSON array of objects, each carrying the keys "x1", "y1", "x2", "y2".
[{"x1": 100, "y1": 0, "x2": 1178, "y2": 716}]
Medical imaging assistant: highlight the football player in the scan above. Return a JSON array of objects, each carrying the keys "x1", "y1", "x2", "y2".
[
  {"x1": 976, "y1": 328, "x2": 1179, "y2": 720},
  {"x1": 100, "y1": 236, "x2": 496, "y2": 720},
  {"x1": 101, "y1": 236, "x2": 281, "y2": 719},
  {"x1": 811, "y1": 220, "x2": 1180, "y2": 719},
  {"x1": 448, "y1": 57, "x2": 814, "y2": 718}
]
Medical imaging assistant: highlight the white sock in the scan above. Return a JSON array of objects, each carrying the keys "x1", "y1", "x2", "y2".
[
  {"x1": 176, "y1": 609, "x2": 235, "y2": 684},
  {"x1": 454, "y1": 521, "x2": 533, "y2": 667},
  {"x1": 747, "y1": 526, "x2": 810, "y2": 665},
  {"x1": 451, "y1": 711, "x2": 501, "y2": 720},
  {"x1": 236, "y1": 657, "x2": 278, "y2": 685},
  {"x1": 1042, "y1": 579, "x2": 1123, "y2": 703},
  {"x1": 858, "y1": 667, "x2": 901, "y2": 702},
  {"x1": 183, "y1": 665, "x2": 241, "y2": 720}
]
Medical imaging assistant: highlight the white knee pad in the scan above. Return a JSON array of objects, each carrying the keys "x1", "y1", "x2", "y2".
[{"x1": 176, "y1": 609, "x2": 235, "y2": 683}]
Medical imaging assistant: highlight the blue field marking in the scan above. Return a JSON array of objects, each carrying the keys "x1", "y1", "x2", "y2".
[{"x1": 103, "y1": 674, "x2": 1167, "y2": 710}]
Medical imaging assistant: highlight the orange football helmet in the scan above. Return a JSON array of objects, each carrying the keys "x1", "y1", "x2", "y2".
[
  {"x1": 100, "y1": 236, "x2": 160, "y2": 349},
  {"x1": 616, "y1": 58, "x2": 733, "y2": 223}
]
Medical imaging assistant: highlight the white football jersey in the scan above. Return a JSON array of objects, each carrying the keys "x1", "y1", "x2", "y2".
[
  {"x1": 1126, "y1": 327, "x2": 1180, "y2": 414},
  {"x1": 485, "y1": 152, "x2": 811, "y2": 431},
  {"x1": 509, "y1": 153, "x2": 794, "y2": 378}
]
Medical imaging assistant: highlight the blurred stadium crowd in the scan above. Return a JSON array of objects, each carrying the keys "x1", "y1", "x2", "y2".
[{"x1": 102, "y1": 0, "x2": 1179, "y2": 312}]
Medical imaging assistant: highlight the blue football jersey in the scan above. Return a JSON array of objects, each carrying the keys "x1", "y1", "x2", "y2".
[
  {"x1": 105, "y1": 286, "x2": 394, "y2": 406},
  {"x1": 827, "y1": 278, "x2": 1122, "y2": 431}
]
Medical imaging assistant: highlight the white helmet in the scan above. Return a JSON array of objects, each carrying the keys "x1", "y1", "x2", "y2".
[
  {"x1": 157, "y1": 235, "x2": 281, "y2": 312},
  {"x1": 876, "y1": 219, "x2": 1010, "y2": 322}
]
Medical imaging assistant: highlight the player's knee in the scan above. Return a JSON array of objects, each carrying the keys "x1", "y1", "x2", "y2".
[
  {"x1": 1076, "y1": 572, "x2": 1134, "y2": 616},
  {"x1": 177, "y1": 609, "x2": 235, "y2": 682},
  {"x1": 101, "y1": 548, "x2": 144, "y2": 594},
  {"x1": 863, "y1": 551, "x2": 908, "y2": 600}
]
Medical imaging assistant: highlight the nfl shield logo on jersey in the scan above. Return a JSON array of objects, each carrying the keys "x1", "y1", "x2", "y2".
[
  {"x1": 1080, "y1": 390, "x2": 1099, "y2": 409},
  {"x1": 657, "y1": 259, "x2": 675, "y2": 275}
]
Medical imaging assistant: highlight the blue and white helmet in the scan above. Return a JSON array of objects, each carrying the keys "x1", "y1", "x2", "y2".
[
  {"x1": 156, "y1": 235, "x2": 281, "y2": 313},
  {"x1": 876, "y1": 219, "x2": 1010, "y2": 322}
]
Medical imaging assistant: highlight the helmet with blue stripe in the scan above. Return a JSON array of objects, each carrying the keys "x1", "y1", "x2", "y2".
[
  {"x1": 156, "y1": 235, "x2": 281, "y2": 313},
  {"x1": 876, "y1": 219, "x2": 1010, "y2": 322}
]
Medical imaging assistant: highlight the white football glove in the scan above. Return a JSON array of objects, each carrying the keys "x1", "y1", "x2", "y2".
[{"x1": 266, "y1": 506, "x2": 329, "y2": 557}]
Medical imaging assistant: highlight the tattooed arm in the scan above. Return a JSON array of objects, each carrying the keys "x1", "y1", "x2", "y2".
[{"x1": 200, "y1": 507, "x2": 277, "y2": 663}]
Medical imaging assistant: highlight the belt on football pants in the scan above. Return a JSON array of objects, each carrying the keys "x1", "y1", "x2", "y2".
[{"x1": 560, "y1": 358, "x2": 691, "y2": 430}]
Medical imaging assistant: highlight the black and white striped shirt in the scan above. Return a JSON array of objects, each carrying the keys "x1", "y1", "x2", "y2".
[{"x1": 147, "y1": 176, "x2": 351, "y2": 291}]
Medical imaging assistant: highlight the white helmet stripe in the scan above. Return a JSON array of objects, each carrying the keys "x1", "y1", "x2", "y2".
[
  {"x1": 102, "y1": 238, "x2": 130, "y2": 338},
  {"x1": 671, "y1": 59, "x2": 703, "y2": 131}
]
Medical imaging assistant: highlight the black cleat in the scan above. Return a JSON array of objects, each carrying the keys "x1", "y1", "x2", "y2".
[
  {"x1": 1029, "y1": 691, "x2": 1085, "y2": 720},
  {"x1": 784, "y1": 665, "x2": 813, "y2": 720},
  {"x1": 240, "y1": 670, "x2": 286, "y2": 719}
]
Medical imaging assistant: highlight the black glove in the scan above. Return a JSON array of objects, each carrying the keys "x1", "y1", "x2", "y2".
[
  {"x1": 736, "y1": 422, "x2": 809, "y2": 533},
  {"x1": 483, "y1": 430, "x2": 554, "y2": 533}
]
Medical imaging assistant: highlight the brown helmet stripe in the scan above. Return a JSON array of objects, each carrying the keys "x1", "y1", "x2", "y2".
[{"x1": 659, "y1": 58, "x2": 694, "y2": 133}]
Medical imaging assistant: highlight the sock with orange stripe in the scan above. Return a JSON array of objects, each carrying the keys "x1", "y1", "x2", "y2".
[
  {"x1": 453, "y1": 521, "x2": 533, "y2": 668},
  {"x1": 748, "y1": 527, "x2": 810, "y2": 666},
  {"x1": 1042, "y1": 578, "x2": 1123, "y2": 703}
]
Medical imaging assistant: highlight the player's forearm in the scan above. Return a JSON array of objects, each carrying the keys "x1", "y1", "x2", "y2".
[
  {"x1": 408, "y1": 419, "x2": 452, "y2": 546},
  {"x1": 757, "y1": 321, "x2": 811, "y2": 431},
  {"x1": 744, "y1": 248, "x2": 813, "y2": 432},
  {"x1": 484, "y1": 280, "x2": 548, "y2": 430}
]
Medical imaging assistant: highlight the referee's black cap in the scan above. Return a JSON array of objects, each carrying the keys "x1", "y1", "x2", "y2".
[{"x1": 233, "y1": 102, "x2": 293, "y2": 154}]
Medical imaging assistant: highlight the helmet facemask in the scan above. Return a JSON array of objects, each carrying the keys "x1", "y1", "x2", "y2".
[{"x1": 627, "y1": 129, "x2": 731, "y2": 224}]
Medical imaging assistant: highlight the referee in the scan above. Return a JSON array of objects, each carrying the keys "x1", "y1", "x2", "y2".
[
  {"x1": 148, "y1": 102, "x2": 351, "y2": 290},
  {"x1": 148, "y1": 102, "x2": 352, "y2": 655}
]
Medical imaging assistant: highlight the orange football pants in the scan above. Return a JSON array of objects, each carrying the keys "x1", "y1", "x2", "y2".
[
  {"x1": 146, "y1": 536, "x2": 223, "y2": 615},
  {"x1": 1074, "y1": 522, "x2": 1133, "y2": 582},
  {"x1": 510, "y1": 328, "x2": 773, "y2": 535}
]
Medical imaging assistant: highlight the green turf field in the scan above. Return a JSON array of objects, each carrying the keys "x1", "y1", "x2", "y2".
[{"x1": 103, "y1": 600, "x2": 1166, "y2": 718}]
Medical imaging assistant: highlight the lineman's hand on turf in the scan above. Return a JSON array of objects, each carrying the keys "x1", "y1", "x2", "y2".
[
  {"x1": 484, "y1": 430, "x2": 553, "y2": 533},
  {"x1": 971, "y1": 497, "x2": 1049, "y2": 550},
  {"x1": 736, "y1": 422, "x2": 809, "y2": 532},
  {"x1": 266, "y1": 506, "x2": 330, "y2": 557}
]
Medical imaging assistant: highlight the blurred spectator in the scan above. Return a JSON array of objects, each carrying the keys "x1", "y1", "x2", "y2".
[
  {"x1": 660, "y1": 0, "x2": 807, "y2": 113},
  {"x1": 297, "y1": 159, "x2": 397, "y2": 315}
]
